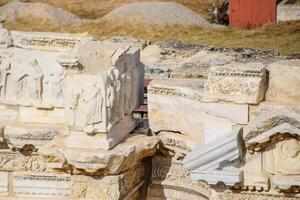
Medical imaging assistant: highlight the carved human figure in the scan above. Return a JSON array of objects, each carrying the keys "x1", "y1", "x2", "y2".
[
  {"x1": 27, "y1": 59, "x2": 43, "y2": 102},
  {"x1": 274, "y1": 139, "x2": 300, "y2": 175},
  {"x1": 0, "y1": 59, "x2": 11, "y2": 98},
  {"x1": 83, "y1": 81, "x2": 104, "y2": 134},
  {"x1": 106, "y1": 68, "x2": 121, "y2": 123},
  {"x1": 48, "y1": 70, "x2": 64, "y2": 104},
  {"x1": 69, "y1": 89, "x2": 81, "y2": 126}
]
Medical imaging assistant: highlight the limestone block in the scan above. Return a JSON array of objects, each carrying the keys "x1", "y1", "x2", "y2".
[
  {"x1": 148, "y1": 155, "x2": 211, "y2": 200},
  {"x1": 19, "y1": 107, "x2": 65, "y2": 124},
  {"x1": 244, "y1": 105, "x2": 300, "y2": 150},
  {"x1": 65, "y1": 115, "x2": 137, "y2": 150},
  {"x1": 0, "y1": 149, "x2": 46, "y2": 172},
  {"x1": 65, "y1": 42, "x2": 143, "y2": 137},
  {"x1": 0, "y1": 105, "x2": 17, "y2": 121},
  {"x1": 0, "y1": 172, "x2": 8, "y2": 197},
  {"x1": 267, "y1": 59, "x2": 300, "y2": 104},
  {"x1": 148, "y1": 78, "x2": 205, "y2": 138},
  {"x1": 0, "y1": 47, "x2": 66, "y2": 108},
  {"x1": 0, "y1": 28, "x2": 12, "y2": 48},
  {"x1": 71, "y1": 163, "x2": 144, "y2": 200},
  {"x1": 242, "y1": 152, "x2": 270, "y2": 191},
  {"x1": 158, "y1": 131, "x2": 199, "y2": 159},
  {"x1": 148, "y1": 78, "x2": 248, "y2": 141},
  {"x1": 204, "y1": 63, "x2": 267, "y2": 104},
  {"x1": 11, "y1": 31, "x2": 94, "y2": 52},
  {"x1": 12, "y1": 172, "x2": 71, "y2": 198},
  {"x1": 273, "y1": 139, "x2": 300, "y2": 175},
  {"x1": 242, "y1": 105, "x2": 300, "y2": 192},
  {"x1": 203, "y1": 113, "x2": 233, "y2": 143},
  {"x1": 202, "y1": 102, "x2": 248, "y2": 124},
  {"x1": 41, "y1": 134, "x2": 159, "y2": 175},
  {"x1": 4, "y1": 123, "x2": 67, "y2": 149}
]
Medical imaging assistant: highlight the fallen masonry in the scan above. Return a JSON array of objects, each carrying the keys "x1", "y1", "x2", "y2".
[{"x1": 0, "y1": 24, "x2": 299, "y2": 200}]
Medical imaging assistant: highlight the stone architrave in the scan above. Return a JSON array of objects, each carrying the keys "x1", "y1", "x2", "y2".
[
  {"x1": 183, "y1": 128, "x2": 244, "y2": 187},
  {"x1": 11, "y1": 31, "x2": 94, "y2": 52},
  {"x1": 3, "y1": 124, "x2": 67, "y2": 149},
  {"x1": 204, "y1": 63, "x2": 267, "y2": 104},
  {"x1": 12, "y1": 172, "x2": 71, "y2": 198}
]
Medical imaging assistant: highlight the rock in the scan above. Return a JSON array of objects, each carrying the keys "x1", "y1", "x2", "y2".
[
  {"x1": 0, "y1": 0, "x2": 89, "y2": 25},
  {"x1": 266, "y1": 59, "x2": 300, "y2": 104},
  {"x1": 102, "y1": 2, "x2": 219, "y2": 28},
  {"x1": 204, "y1": 63, "x2": 267, "y2": 104},
  {"x1": 40, "y1": 134, "x2": 159, "y2": 176},
  {"x1": 101, "y1": 36, "x2": 150, "y2": 50},
  {"x1": 141, "y1": 41, "x2": 235, "y2": 79}
]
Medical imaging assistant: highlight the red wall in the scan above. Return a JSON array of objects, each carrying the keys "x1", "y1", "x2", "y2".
[{"x1": 229, "y1": 0, "x2": 276, "y2": 29}]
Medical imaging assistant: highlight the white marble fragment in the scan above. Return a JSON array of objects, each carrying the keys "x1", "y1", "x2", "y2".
[{"x1": 204, "y1": 63, "x2": 267, "y2": 104}]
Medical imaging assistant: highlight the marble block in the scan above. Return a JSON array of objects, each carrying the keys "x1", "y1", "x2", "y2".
[
  {"x1": 4, "y1": 123, "x2": 67, "y2": 149},
  {"x1": 204, "y1": 63, "x2": 267, "y2": 104},
  {"x1": 148, "y1": 78, "x2": 205, "y2": 138},
  {"x1": 65, "y1": 115, "x2": 137, "y2": 150},
  {"x1": 183, "y1": 128, "x2": 244, "y2": 186},
  {"x1": 12, "y1": 172, "x2": 71, "y2": 198},
  {"x1": 148, "y1": 78, "x2": 248, "y2": 141},
  {"x1": 11, "y1": 31, "x2": 94, "y2": 52},
  {"x1": 267, "y1": 59, "x2": 300, "y2": 104},
  {"x1": 0, "y1": 172, "x2": 8, "y2": 196},
  {"x1": 0, "y1": 29, "x2": 144, "y2": 150}
]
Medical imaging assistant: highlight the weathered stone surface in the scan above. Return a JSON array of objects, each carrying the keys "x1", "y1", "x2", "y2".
[
  {"x1": 65, "y1": 115, "x2": 137, "y2": 150},
  {"x1": 204, "y1": 63, "x2": 267, "y2": 104},
  {"x1": 0, "y1": 149, "x2": 46, "y2": 172},
  {"x1": 12, "y1": 172, "x2": 71, "y2": 198},
  {"x1": 0, "y1": 105, "x2": 17, "y2": 121},
  {"x1": 147, "y1": 155, "x2": 211, "y2": 200},
  {"x1": 0, "y1": 28, "x2": 12, "y2": 49},
  {"x1": 40, "y1": 134, "x2": 159, "y2": 175},
  {"x1": 267, "y1": 59, "x2": 300, "y2": 104},
  {"x1": 148, "y1": 78, "x2": 205, "y2": 139},
  {"x1": 141, "y1": 41, "x2": 235, "y2": 79},
  {"x1": 158, "y1": 131, "x2": 198, "y2": 159},
  {"x1": 242, "y1": 106, "x2": 300, "y2": 192},
  {"x1": 0, "y1": 171, "x2": 8, "y2": 196},
  {"x1": 4, "y1": 123, "x2": 66, "y2": 149},
  {"x1": 11, "y1": 31, "x2": 93, "y2": 52},
  {"x1": 183, "y1": 128, "x2": 244, "y2": 187},
  {"x1": 148, "y1": 78, "x2": 248, "y2": 141}
]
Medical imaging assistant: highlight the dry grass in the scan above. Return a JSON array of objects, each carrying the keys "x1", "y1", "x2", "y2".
[
  {"x1": 5, "y1": 16, "x2": 300, "y2": 56},
  {"x1": 0, "y1": 0, "x2": 213, "y2": 19},
  {"x1": 1, "y1": 0, "x2": 300, "y2": 55}
]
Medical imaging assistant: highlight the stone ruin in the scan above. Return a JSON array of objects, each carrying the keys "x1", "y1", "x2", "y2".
[{"x1": 0, "y1": 24, "x2": 299, "y2": 200}]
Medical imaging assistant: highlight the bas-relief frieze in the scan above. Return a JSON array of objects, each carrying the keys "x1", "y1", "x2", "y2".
[
  {"x1": 0, "y1": 150, "x2": 46, "y2": 172},
  {"x1": 0, "y1": 49, "x2": 65, "y2": 108},
  {"x1": 204, "y1": 63, "x2": 267, "y2": 104}
]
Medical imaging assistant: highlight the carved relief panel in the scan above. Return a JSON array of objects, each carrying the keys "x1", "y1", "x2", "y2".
[{"x1": 0, "y1": 49, "x2": 65, "y2": 108}]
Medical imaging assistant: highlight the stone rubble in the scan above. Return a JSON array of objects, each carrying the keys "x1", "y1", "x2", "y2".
[{"x1": 0, "y1": 24, "x2": 299, "y2": 200}]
